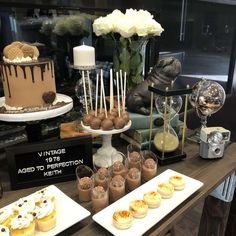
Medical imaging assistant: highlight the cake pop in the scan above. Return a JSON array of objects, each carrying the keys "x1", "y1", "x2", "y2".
[
  {"x1": 114, "y1": 117, "x2": 126, "y2": 129},
  {"x1": 101, "y1": 118, "x2": 114, "y2": 131},
  {"x1": 82, "y1": 114, "x2": 93, "y2": 126},
  {"x1": 90, "y1": 117, "x2": 102, "y2": 130}
]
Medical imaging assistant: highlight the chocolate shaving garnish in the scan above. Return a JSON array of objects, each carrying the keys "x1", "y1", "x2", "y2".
[
  {"x1": 42, "y1": 91, "x2": 56, "y2": 104},
  {"x1": 1, "y1": 228, "x2": 6, "y2": 232}
]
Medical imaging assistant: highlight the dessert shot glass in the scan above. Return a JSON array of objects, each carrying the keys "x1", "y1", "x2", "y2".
[
  {"x1": 109, "y1": 174, "x2": 126, "y2": 203},
  {"x1": 76, "y1": 165, "x2": 94, "y2": 202},
  {"x1": 126, "y1": 160, "x2": 141, "y2": 192},
  {"x1": 91, "y1": 183, "x2": 109, "y2": 213},
  {"x1": 141, "y1": 150, "x2": 158, "y2": 182},
  {"x1": 127, "y1": 144, "x2": 143, "y2": 169},
  {"x1": 111, "y1": 152, "x2": 128, "y2": 178},
  {"x1": 94, "y1": 159, "x2": 111, "y2": 189}
]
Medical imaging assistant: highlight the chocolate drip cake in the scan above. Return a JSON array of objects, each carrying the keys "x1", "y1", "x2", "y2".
[{"x1": 0, "y1": 41, "x2": 57, "y2": 110}]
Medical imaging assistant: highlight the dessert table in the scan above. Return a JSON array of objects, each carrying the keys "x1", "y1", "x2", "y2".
[{"x1": 0, "y1": 140, "x2": 235, "y2": 236}]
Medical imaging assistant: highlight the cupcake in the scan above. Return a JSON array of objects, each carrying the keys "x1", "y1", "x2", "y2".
[
  {"x1": 13, "y1": 197, "x2": 35, "y2": 215},
  {"x1": 0, "y1": 225, "x2": 10, "y2": 236},
  {"x1": 10, "y1": 213, "x2": 35, "y2": 236},
  {"x1": 33, "y1": 187, "x2": 55, "y2": 205},
  {"x1": 0, "y1": 208, "x2": 13, "y2": 227},
  {"x1": 34, "y1": 199, "x2": 56, "y2": 232}
]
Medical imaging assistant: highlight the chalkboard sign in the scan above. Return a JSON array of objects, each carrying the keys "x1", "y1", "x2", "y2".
[{"x1": 6, "y1": 136, "x2": 92, "y2": 190}]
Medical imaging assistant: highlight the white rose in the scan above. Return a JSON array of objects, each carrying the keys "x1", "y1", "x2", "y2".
[
  {"x1": 125, "y1": 8, "x2": 138, "y2": 18},
  {"x1": 148, "y1": 19, "x2": 164, "y2": 36},
  {"x1": 135, "y1": 19, "x2": 149, "y2": 36},
  {"x1": 107, "y1": 10, "x2": 124, "y2": 32},
  {"x1": 115, "y1": 17, "x2": 136, "y2": 38},
  {"x1": 137, "y1": 9, "x2": 153, "y2": 20},
  {"x1": 93, "y1": 16, "x2": 113, "y2": 36}
]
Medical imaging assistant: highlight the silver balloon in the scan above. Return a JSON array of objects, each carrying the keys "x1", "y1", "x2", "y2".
[{"x1": 189, "y1": 79, "x2": 226, "y2": 118}]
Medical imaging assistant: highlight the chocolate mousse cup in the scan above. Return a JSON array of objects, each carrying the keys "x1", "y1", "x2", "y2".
[
  {"x1": 94, "y1": 167, "x2": 111, "y2": 189},
  {"x1": 92, "y1": 185, "x2": 109, "y2": 213},
  {"x1": 109, "y1": 175, "x2": 125, "y2": 203},
  {"x1": 112, "y1": 152, "x2": 127, "y2": 178},
  {"x1": 127, "y1": 144, "x2": 143, "y2": 169},
  {"x1": 76, "y1": 165, "x2": 94, "y2": 202},
  {"x1": 141, "y1": 150, "x2": 157, "y2": 182},
  {"x1": 126, "y1": 167, "x2": 141, "y2": 192}
]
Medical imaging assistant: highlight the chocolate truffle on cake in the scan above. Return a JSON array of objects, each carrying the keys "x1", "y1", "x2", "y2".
[
  {"x1": 114, "y1": 117, "x2": 126, "y2": 129},
  {"x1": 82, "y1": 114, "x2": 93, "y2": 126},
  {"x1": 101, "y1": 118, "x2": 114, "y2": 131},
  {"x1": 90, "y1": 117, "x2": 102, "y2": 130}
]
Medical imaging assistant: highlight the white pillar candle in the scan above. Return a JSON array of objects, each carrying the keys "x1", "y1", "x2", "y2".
[{"x1": 73, "y1": 44, "x2": 95, "y2": 68}]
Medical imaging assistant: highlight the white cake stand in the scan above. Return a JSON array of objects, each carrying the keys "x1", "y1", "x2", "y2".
[
  {"x1": 0, "y1": 93, "x2": 73, "y2": 141},
  {"x1": 81, "y1": 120, "x2": 131, "y2": 167},
  {"x1": 0, "y1": 93, "x2": 73, "y2": 122}
]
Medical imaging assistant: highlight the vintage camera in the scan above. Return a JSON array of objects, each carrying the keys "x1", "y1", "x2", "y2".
[{"x1": 199, "y1": 127, "x2": 230, "y2": 159}]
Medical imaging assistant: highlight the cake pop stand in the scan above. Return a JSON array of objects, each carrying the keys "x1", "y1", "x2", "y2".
[
  {"x1": 0, "y1": 93, "x2": 73, "y2": 141},
  {"x1": 81, "y1": 120, "x2": 131, "y2": 167}
]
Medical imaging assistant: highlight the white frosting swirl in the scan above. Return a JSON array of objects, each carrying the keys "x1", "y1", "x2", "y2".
[
  {"x1": 3, "y1": 104, "x2": 23, "y2": 111},
  {"x1": 0, "y1": 225, "x2": 10, "y2": 236},
  {"x1": 33, "y1": 188, "x2": 54, "y2": 203},
  {"x1": 0, "y1": 208, "x2": 12, "y2": 224},
  {"x1": 13, "y1": 197, "x2": 35, "y2": 213},
  {"x1": 35, "y1": 199, "x2": 55, "y2": 219},
  {"x1": 3, "y1": 56, "x2": 38, "y2": 63},
  {"x1": 10, "y1": 213, "x2": 33, "y2": 230}
]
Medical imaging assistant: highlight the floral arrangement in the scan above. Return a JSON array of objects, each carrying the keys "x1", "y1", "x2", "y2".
[{"x1": 93, "y1": 9, "x2": 164, "y2": 91}]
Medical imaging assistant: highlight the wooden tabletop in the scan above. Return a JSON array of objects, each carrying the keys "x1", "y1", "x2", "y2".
[{"x1": 0, "y1": 141, "x2": 236, "y2": 236}]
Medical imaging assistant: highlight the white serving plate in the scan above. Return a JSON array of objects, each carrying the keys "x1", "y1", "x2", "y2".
[
  {"x1": 93, "y1": 169, "x2": 203, "y2": 236},
  {"x1": 2, "y1": 185, "x2": 90, "y2": 235}
]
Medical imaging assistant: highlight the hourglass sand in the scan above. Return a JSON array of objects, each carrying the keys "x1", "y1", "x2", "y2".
[{"x1": 148, "y1": 82, "x2": 192, "y2": 165}]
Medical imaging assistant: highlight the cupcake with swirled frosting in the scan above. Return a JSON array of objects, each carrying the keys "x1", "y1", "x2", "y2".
[
  {"x1": 33, "y1": 187, "x2": 55, "y2": 205},
  {"x1": 0, "y1": 208, "x2": 13, "y2": 227},
  {"x1": 10, "y1": 213, "x2": 35, "y2": 236},
  {"x1": 34, "y1": 199, "x2": 56, "y2": 232},
  {"x1": 13, "y1": 197, "x2": 35, "y2": 215}
]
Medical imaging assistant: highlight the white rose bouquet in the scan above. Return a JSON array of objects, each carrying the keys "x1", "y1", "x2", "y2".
[{"x1": 93, "y1": 9, "x2": 164, "y2": 91}]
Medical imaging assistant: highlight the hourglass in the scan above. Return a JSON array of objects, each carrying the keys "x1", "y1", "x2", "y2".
[{"x1": 149, "y1": 82, "x2": 192, "y2": 165}]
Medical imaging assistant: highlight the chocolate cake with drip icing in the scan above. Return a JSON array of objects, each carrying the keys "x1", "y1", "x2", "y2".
[{"x1": 0, "y1": 42, "x2": 56, "y2": 109}]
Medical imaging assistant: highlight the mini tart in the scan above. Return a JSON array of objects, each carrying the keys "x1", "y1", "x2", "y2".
[
  {"x1": 129, "y1": 200, "x2": 148, "y2": 218},
  {"x1": 157, "y1": 183, "x2": 174, "y2": 199},
  {"x1": 169, "y1": 175, "x2": 186, "y2": 190},
  {"x1": 112, "y1": 210, "x2": 133, "y2": 230},
  {"x1": 143, "y1": 191, "x2": 162, "y2": 208},
  {"x1": 0, "y1": 208, "x2": 13, "y2": 227}
]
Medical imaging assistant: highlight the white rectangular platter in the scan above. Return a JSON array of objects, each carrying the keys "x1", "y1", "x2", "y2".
[
  {"x1": 93, "y1": 169, "x2": 203, "y2": 236},
  {"x1": 2, "y1": 185, "x2": 91, "y2": 236}
]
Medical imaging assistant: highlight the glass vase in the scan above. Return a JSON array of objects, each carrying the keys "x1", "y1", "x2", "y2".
[{"x1": 112, "y1": 36, "x2": 148, "y2": 92}]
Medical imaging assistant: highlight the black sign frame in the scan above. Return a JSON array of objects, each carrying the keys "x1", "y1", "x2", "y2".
[{"x1": 6, "y1": 136, "x2": 92, "y2": 190}]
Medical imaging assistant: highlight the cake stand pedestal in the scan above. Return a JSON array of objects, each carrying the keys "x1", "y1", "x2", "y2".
[
  {"x1": 0, "y1": 93, "x2": 73, "y2": 142},
  {"x1": 81, "y1": 120, "x2": 131, "y2": 167}
]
